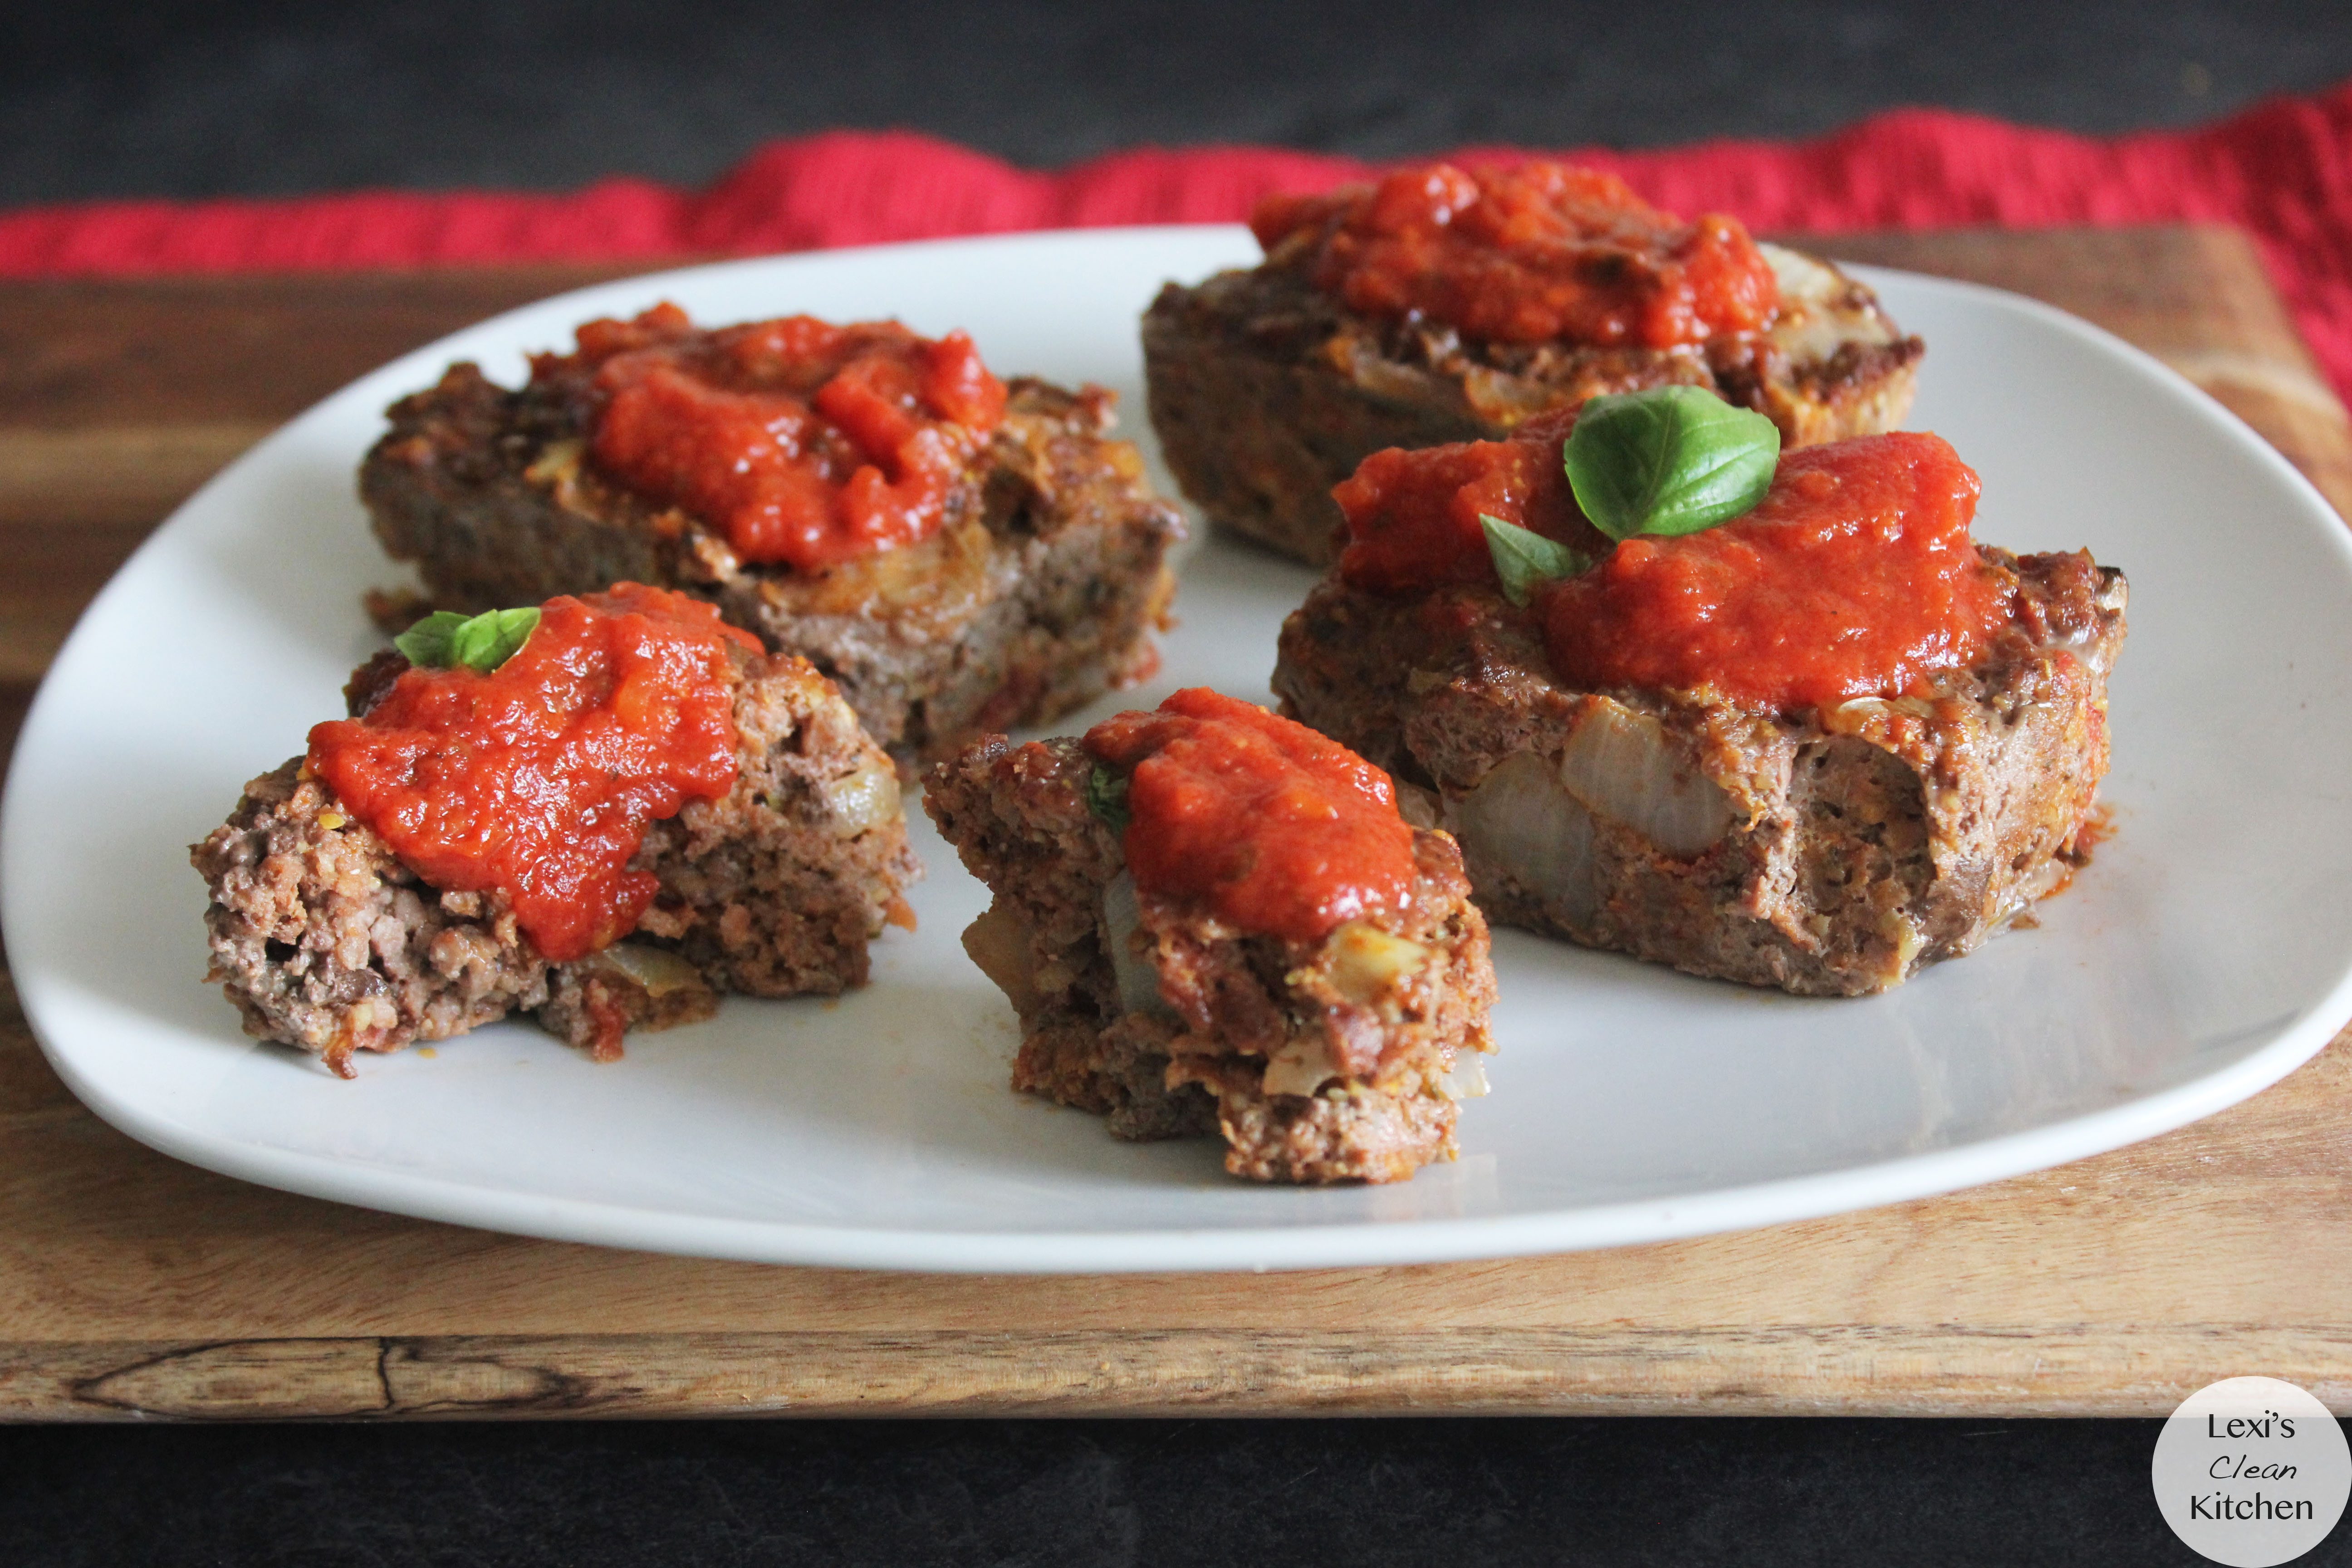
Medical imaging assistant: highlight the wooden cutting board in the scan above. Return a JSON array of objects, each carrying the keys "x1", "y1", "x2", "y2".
[{"x1": 3, "y1": 225, "x2": 2348, "y2": 1421}]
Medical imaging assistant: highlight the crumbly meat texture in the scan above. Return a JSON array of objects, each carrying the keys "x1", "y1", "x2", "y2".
[
  {"x1": 191, "y1": 647, "x2": 920, "y2": 1075},
  {"x1": 1144, "y1": 243, "x2": 1923, "y2": 565},
  {"x1": 923, "y1": 734, "x2": 1496, "y2": 1184},
  {"x1": 1272, "y1": 550, "x2": 2126, "y2": 995},
  {"x1": 360, "y1": 367, "x2": 1183, "y2": 768}
]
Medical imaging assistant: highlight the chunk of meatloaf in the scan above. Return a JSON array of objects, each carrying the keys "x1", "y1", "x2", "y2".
[
  {"x1": 1272, "y1": 550, "x2": 2127, "y2": 995},
  {"x1": 361, "y1": 369, "x2": 1182, "y2": 768},
  {"x1": 1144, "y1": 244, "x2": 1922, "y2": 565},
  {"x1": 924, "y1": 734, "x2": 1496, "y2": 1184},
  {"x1": 191, "y1": 648, "x2": 919, "y2": 1076}
]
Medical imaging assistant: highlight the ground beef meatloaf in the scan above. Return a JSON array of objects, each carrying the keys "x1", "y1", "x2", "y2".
[
  {"x1": 1272, "y1": 433, "x2": 2127, "y2": 997},
  {"x1": 360, "y1": 310, "x2": 1183, "y2": 768},
  {"x1": 193, "y1": 618, "x2": 919, "y2": 1076},
  {"x1": 1145, "y1": 163, "x2": 1921, "y2": 566},
  {"x1": 924, "y1": 703, "x2": 1496, "y2": 1185}
]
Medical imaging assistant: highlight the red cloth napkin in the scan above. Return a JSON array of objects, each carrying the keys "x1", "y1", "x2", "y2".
[{"x1": 5, "y1": 84, "x2": 2351, "y2": 400}]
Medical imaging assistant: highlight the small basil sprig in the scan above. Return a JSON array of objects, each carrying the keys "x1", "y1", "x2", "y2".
[
  {"x1": 394, "y1": 607, "x2": 542, "y2": 673},
  {"x1": 1563, "y1": 386, "x2": 1781, "y2": 542},
  {"x1": 1085, "y1": 763, "x2": 1132, "y2": 835},
  {"x1": 1480, "y1": 514, "x2": 1591, "y2": 607}
]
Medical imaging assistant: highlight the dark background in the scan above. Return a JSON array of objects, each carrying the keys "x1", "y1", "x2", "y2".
[
  {"x1": 5, "y1": 0, "x2": 2352, "y2": 204},
  {"x1": 9, "y1": 1, "x2": 2352, "y2": 1563},
  {"x1": 0, "y1": 1416, "x2": 2281, "y2": 1566}
]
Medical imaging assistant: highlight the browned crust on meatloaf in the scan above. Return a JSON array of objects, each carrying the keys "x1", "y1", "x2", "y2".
[
  {"x1": 923, "y1": 733, "x2": 1496, "y2": 1184},
  {"x1": 1143, "y1": 250, "x2": 1923, "y2": 565},
  {"x1": 191, "y1": 648, "x2": 920, "y2": 1075},
  {"x1": 1272, "y1": 550, "x2": 2126, "y2": 996},
  {"x1": 360, "y1": 368, "x2": 1183, "y2": 768}
]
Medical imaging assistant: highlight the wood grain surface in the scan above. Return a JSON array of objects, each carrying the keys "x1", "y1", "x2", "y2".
[{"x1": 1, "y1": 225, "x2": 2347, "y2": 1421}]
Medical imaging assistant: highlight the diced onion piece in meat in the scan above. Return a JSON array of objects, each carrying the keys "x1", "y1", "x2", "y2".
[
  {"x1": 586, "y1": 942, "x2": 707, "y2": 999},
  {"x1": 1446, "y1": 750, "x2": 1599, "y2": 926},
  {"x1": 1262, "y1": 1034, "x2": 1343, "y2": 1098},
  {"x1": 961, "y1": 900, "x2": 1039, "y2": 1014},
  {"x1": 820, "y1": 758, "x2": 902, "y2": 839},
  {"x1": 1833, "y1": 695, "x2": 1940, "y2": 724},
  {"x1": 1879, "y1": 908, "x2": 1926, "y2": 980},
  {"x1": 1439, "y1": 1052, "x2": 1490, "y2": 1101},
  {"x1": 1101, "y1": 871, "x2": 1176, "y2": 1020},
  {"x1": 524, "y1": 437, "x2": 586, "y2": 489},
  {"x1": 1558, "y1": 698, "x2": 1734, "y2": 858},
  {"x1": 1320, "y1": 920, "x2": 1431, "y2": 1007}
]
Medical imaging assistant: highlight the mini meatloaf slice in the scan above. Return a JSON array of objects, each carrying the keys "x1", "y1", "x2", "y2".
[
  {"x1": 193, "y1": 638, "x2": 919, "y2": 1076},
  {"x1": 1145, "y1": 165, "x2": 1921, "y2": 566},
  {"x1": 361, "y1": 314, "x2": 1183, "y2": 769},
  {"x1": 1274, "y1": 438, "x2": 2127, "y2": 997},
  {"x1": 924, "y1": 702, "x2": 1496, "y2": 1185}
]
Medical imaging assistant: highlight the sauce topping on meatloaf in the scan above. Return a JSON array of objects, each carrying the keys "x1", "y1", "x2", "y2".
[
  {"x1": 1334, "y1": 426, "x2": 2009, "y2": 714},
  {"x1": 1250, "y1": 162, "x2": 1780, "y2": 348},
  {"x1": 1083, "y1": 688, "x2": 1416, "y2": 944},
  {"x1": 1542, "y1": 432, "x2": 2004, "y2": 710},
  {"x1": 1334, "y1": 407, "x2": 1602, "y2": 593},
  {"x1": 307, "y1": 583, "x2": 763, "y2": 962},
  {"x1": 536, "y1": 302, "x2": 1009, "y2": 572}
]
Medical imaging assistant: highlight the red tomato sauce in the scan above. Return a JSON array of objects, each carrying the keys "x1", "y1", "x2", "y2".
[
  {"x1": 1539, "y1": 433, "x2": 2009, "y2": 712},
  {"x1": 1083, "y1": 688, "x2": 1417, "y2": 945},
  {"x1": 1335, "y1": 409, "x2": 1599, "y2": 593},
  {"x1": 541, "y1": 303, "x2": 1008, "y2": 573},
  {"x1": 1251, "y1": 162, "x2": 1779, "y2": 348},
  {"x1": 307, "y1": 584, "x2": 762, "y2": 963}
]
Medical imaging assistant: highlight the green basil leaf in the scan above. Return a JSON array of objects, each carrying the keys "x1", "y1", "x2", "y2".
[
  {"x1": 394, "y1": 606, "x2": 541, "y2": 672},
  {"x1": 1562, "y1": 386, "x2": 1781, "y2": 542},
  {"x1": 1480, "y1": 514, "x2": 1590, "y2": 606},
  {"x1": 1085, "y1": 763, "x2": 1132, "y2": 836},
  {"x1": 392, "y1": 611, "x2": 470, "y2": 669},
  {"x1": 450, "y1": 607, "x2": 540, "y2": 671}
]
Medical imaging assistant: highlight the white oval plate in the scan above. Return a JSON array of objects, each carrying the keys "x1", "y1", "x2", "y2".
[{"x1": 8, "y1": 227, "x2": 2352, "y2": 1273}]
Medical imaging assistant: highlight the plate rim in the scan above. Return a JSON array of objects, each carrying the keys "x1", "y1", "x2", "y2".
[{"x1": 9, "y1": 223, "x2": 2352, "y2": 1274}]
